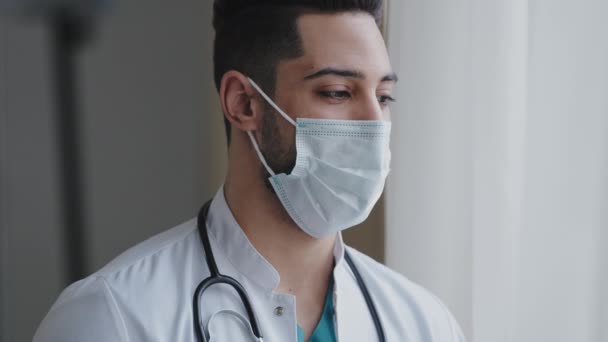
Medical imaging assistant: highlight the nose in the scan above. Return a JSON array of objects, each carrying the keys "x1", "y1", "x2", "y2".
[{"x1": 355, "y1": 93, "x2": 387, "y2": 121}]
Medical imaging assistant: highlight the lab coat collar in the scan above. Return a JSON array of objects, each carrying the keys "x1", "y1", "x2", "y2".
[{"x1": 205, "y1": 186, "x2": 345, "y2": 291}]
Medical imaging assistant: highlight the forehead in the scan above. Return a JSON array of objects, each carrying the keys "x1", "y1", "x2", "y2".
[{"x1": 279, "y1": 12, "x2": 392, "y2": 80}]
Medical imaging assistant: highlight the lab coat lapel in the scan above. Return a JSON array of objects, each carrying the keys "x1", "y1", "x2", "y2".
[{"x1": 334, "y1": 259, "x2": 379, "y2": 342}]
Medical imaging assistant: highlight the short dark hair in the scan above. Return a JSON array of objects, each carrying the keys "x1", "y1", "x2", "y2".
[{"x1": 212, "y1": 0, "x2": 384, "y2": 144}]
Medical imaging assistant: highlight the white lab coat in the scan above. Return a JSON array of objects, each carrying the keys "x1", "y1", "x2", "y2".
[{"x1": 34, "y1": 188, "x2": 466, "y2": 342}]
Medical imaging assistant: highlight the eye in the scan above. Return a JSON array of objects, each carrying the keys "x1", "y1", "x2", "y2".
[
  {"x1": 318, "y1": 90, "x2": 351, "y2": 101},
  {"x1": 378, "y1": 95, "x2": 396, "y2": 106}
]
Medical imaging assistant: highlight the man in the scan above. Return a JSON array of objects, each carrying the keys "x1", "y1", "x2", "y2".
[{"x1": 34, "y1": 1, "x2": 466, "y2": 341}]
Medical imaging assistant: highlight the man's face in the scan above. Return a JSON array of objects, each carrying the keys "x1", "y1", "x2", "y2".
[{"x1": 260, "y1": 12, "x2": 396, "y2": 176}]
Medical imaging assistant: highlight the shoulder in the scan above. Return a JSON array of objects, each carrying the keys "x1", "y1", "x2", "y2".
[
  {"x1": 344, "y1": 246, "x2": 431, "y2": 300},
  {"x1": 344, "y1": 246, "x2": 466, "y2": 341},
  {"x1": 33, "y1": 276, "x2": 128, "y2": 342},
  {"x1": 96, "y1": 218, "x2": 199, "y2": 277},
  {"x1": 82, "y1": 217, "x2": 201, "y2": 304},
  {"x1": 34, "y1": 218, "x2": 201, "y2": 342}
]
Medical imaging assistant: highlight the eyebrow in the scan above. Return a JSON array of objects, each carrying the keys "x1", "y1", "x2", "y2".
[
  {"x1": 382, "y1": 72, "x2": 399, "y2": 83},
  {"x1": 303, "y1": 67, "x2": 399, "y2": 83}
]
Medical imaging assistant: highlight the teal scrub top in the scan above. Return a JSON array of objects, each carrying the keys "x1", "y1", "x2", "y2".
[{"x1": 296, "y1": 277, "x2": 337, "y2": 342}]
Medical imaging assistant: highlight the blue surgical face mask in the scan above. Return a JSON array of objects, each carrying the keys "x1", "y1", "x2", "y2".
[{"x1": 247, "y1": 77, "x2": 391, "y2": 238}]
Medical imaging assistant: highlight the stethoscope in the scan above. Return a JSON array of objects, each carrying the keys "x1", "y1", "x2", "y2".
[{"x1": 192, "y1": 201, "x2": 386, "y2": 342}]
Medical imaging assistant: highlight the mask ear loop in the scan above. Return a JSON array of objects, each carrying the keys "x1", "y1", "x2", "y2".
[
  {"x1": 245, "y1": 77, "x2": 298, "y2": 177},
  {"x1": 247, "y1": 77, "x2": 297, "y2": 127},
  {"x1": 247, "y1": 131, "x2": 276, "y2": 177}
]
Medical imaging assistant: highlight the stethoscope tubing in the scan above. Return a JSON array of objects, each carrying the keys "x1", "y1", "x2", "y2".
[
  {"x1": 193, "y1": 201, "x2": 263, "y2": 341},
  {"x1": 193, "y1": 200, "x2": 385, "y2": 342}
]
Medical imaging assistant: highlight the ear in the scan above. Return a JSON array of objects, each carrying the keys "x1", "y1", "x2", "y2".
[{"x1": 219, "y1": 71, "x2": 264, "y2": 134}]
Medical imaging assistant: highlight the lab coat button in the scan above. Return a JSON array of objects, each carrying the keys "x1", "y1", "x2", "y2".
[{"x1": 274, "y1": 306, "x2": 284, "y2": 316}]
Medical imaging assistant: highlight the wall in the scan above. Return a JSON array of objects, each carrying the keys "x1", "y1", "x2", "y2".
[
  {"x1": 0, "y1": 1, "x2": 224, "y2": 339},
  {"x1": 1, "y1": 17, "x2": 66, "y2": 342}
]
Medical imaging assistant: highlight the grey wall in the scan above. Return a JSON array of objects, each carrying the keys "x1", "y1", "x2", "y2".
[
  {"x1": 1, "y1": 18, "x2": 67, "y2": 342},
  {"x1": 78, "y1": 0, "x2": 226, "y2": 272},
  {"x1": 0, "y1": 0, "x2": 226, "y2": 340}
]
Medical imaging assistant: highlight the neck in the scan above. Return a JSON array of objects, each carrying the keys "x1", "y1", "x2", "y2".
[{"x1": 223, "y1": 133, "x2": 337, "y2": 295}]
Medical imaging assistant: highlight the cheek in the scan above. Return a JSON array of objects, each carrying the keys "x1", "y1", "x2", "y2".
[
  {"x1": 383, "y1": 108, "x2": 392, "y2": 121},
  {"x1": 282, "y1": 121, "x2": 296, "y2": 145},
  {"x1": 270, "y1": 113, "x2": 297, "y2": 148}
]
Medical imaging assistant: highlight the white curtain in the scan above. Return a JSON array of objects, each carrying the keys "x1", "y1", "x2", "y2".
[{"x1": 385, "y1": 1, "x2": 608, "y2": 341}]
